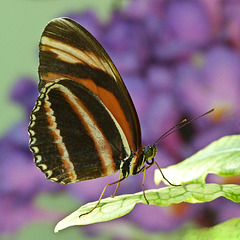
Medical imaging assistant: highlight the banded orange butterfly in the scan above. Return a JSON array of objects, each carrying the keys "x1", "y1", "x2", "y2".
[{"x1": 28, "y1": 17, "x2": 212, "y2": 216}]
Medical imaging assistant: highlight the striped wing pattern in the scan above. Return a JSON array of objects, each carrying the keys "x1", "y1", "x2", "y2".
[{"x1": 28, "y1": 18, "x2": 142, "y2": 184}]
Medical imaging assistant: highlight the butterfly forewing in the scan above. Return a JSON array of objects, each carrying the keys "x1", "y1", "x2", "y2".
[
  {"x1": 29, "y1": 18, "x2": 143, "y2": 183},
  {"x1": 38, "y1": 18, "x2": 141, "y2": 152}
]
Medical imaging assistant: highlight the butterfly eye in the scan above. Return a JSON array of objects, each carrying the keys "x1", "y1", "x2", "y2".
[{"x1": 143, "y1": 145, "x2": 157, "y2": 165}]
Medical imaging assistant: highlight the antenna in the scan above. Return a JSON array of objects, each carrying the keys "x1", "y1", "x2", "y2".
[{"x1": 153, "y1": 109, "x2": 214, "y2": 147}]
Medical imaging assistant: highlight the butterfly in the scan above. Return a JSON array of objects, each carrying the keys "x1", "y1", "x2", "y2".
[{"x1": 28, "y1": 17, "x2": 212, "y2": 216}]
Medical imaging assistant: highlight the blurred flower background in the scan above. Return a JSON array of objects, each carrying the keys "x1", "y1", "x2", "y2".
[{"x1": 1, "y1": 0, "x2": 240, "y2": 239}]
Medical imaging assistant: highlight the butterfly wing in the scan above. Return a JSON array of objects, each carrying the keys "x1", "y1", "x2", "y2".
[
  {"x1": 38, "y1": 17, "x2": 141, "y2": 152},
  {"x1": 29, "y1": 18, "x2": 142, "y2": 184},
  {"x1": 29, "y1": 79, "x2": 131, "y2": 184}
]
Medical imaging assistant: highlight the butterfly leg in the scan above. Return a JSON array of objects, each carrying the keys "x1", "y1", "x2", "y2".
[
  {"x1": 112, "y1": 173, "x2": 122, "y2": 198},
  {"x1": 79, "y1": 176, "x2": 125, "y2": 218},
  {"x1": 154, "y1": 161, "x2": 180, "y2": 186},
  {"x1": 142, "y1": 165, "x2": 149, "y2": 204}
]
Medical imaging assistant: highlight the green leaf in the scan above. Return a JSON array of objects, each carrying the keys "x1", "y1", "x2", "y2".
[
  {"x1": 53, "y1": 135, "x2": 240, "y2": 231},
  {"x1": 183, "y1": 217, "x2": 240, "y2": 240},
  {"x1": 155, "y1": 135, "x2": 240, "y2": 185},
  {"x1": 54, "y1": 183, "x2": 240, "y2": 232}
]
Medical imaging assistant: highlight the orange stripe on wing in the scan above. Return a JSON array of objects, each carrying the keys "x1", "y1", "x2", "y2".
[
  {"x1": 41, "y1": 72, "x2": 67, "y2": 82},
  {"x1": 41, "y1": 73, "x2": 98, "y2": 95},
  {"x1": 78, "y1": 79, "x2": 135, "y2": 151},
  {"x1": 99, "y1": 86, "x2": 135, "y2": 150}
]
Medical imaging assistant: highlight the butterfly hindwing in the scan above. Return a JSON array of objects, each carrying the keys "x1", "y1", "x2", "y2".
[{"x1": 29, "y1": 79, "x2": 132, "y2": 184}]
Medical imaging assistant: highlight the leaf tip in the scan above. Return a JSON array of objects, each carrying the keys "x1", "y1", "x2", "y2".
[{"x1": 54, "y1": 221, "x2": 64, "y2": 233}]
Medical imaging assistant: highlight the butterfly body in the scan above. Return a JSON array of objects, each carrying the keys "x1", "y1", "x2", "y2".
[{"x1": 28, "y1": 18, "x2": 157, "y2": 185}]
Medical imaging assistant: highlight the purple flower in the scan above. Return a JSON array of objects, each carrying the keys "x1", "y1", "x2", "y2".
[
  {"x1": 175, "y1": 45, "x2": 240, "y2": 149},
  {"x1": 223, "y1": 1, "x2": 240, "y2": 50},
  {"x1": 165, "y1": 1, "x2": 211, "y2": 46},
  {"x1": 152, "y1": 1, "x2": 212, "y2": 61},
  {"x1": 101, "y1": 12, "x2": 150, "y2": 75},
  {"x1": 124, "y1": 0, "x2": 164, "y2": 20}
]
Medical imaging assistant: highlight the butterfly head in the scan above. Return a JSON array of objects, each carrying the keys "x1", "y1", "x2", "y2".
[{"x1": 143, "y1": 145, "x2": 157, "y2": 165}]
